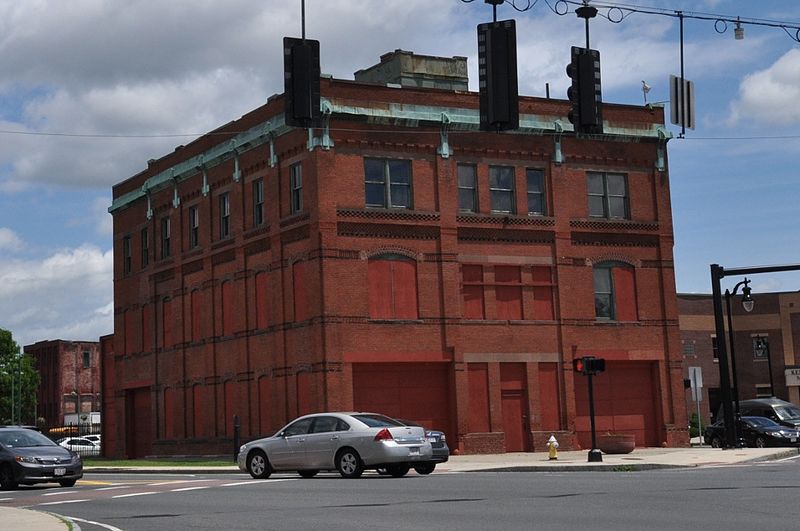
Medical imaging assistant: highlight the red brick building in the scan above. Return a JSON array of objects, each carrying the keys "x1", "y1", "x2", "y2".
[
  {"x1": 24, "y1": 340, "x2": 101, "y2": 427},
  {"x1": 104, "y1": 51, "x2": 687, "y2": 458}
]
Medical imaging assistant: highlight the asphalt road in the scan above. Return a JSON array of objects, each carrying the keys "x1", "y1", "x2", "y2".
[{"x1": 4, "y1": 457, "x2": 800, "y2": 530}]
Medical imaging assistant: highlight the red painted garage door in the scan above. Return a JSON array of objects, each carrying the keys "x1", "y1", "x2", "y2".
[
  {"x1": 574, "y1": 361, "x2": 660, "y2": 448},
  {"x1": 352, "y1": 363, "x2": 452, "y2": 440}
]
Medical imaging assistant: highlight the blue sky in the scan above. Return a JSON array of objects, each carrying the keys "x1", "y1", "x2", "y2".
[{"x1": 1, "y1": 0, "x2": 799, "y2": 347}]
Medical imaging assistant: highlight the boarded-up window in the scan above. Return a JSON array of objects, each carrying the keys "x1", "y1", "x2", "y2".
[
  {"x1": 368, "y1": 254, "x2": 418, "y2": 319},
  {"x1": 495, "y1": 266, "x2": 522, "y2": 320},
  {"x1": 293, "y1": 262, "x2": 308, "y2": 322},
  {"x1": 162, "y1": 299, "x2": 173, "y2": 348},
  {"x1": 539, "y1": 362, "x2": 560, "y2": 431},
  {"x1": 613, "y1": 266, "x2": 638, "y2": 321},
  {"x1": 124, "y1": 309, "x2": 136, "y2": 355},
  {"x1": 142, "y1": 304, "x2": 152, "y2": 352},
  {"x1": 193, "y1": 385, "x2": 205, "y2": 438},
  {"x1": 164, "y1": 387, "x2": 175, "y2": 439},
  {"x1": 222, "y1": 281, "x2": 234, "y2": 336},
  {"x1": 191, "y1": 290, "x2": 202, "y2": 342},
  {"x1": 296, "y1": 371, "x2": 311, "y2": 417},
  {"x1": 594, "y1": 261, "x2": 637, "y2": 321},
  {"x1": 468, "y1": 363, "x2": 491, "y2": 433},
  {"x1": 462, "y1": 264, "x2": 485, "y2": 319},
  {"x1": 224, "y1": 380, "x2": 236, "y2": 437},
  {"x1": 258, "y1": 376, "x2": 271, "y2": 436},
  {"x1": 255, "y1": 271, "x2": 269, "y2": 329},
  {"x1": 532, "y1": 266, "x2": 555, "y2": 320}
]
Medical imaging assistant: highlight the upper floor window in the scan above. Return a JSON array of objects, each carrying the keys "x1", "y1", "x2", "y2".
[
  {"x1": 588, "y1": 172, "x2": 628, "y2": 219},
  {"x1": 82, "y1": 351, "x2": 91, "y2": 369},
  {"x1": 526, "y1": 168, "x2": 545, "y2": 215},
  {"x1": 489, "y1": 166, "x2": 515, "y2": 213},
  {"x1": 290, "y1": 164, "x2": 303, "y2": 213},
  {"x1": 458, "y1": 164, "x2": 478, "y2": 213},
  {"x1": 753, "y1": 336, "x2": 770, "y2": 361},
  {"x1": 141, "y1": 228, "x2": 149, "y2": 268},
  {"x1": 593, "y1": 261, "x2": 637, "y2": 320},
  {"x1": 253, "y1": 178, "x2": 265, "y2": 226},
  {"x1": 160, "y1": 217, "x2": 171, "y2": 259},
  {"x1": 219, "y1": 193, "x2": 230, "y2": 239},
  {"x1": 368, "y1": 254, "x2": 418, "y2": 319},
  {"x1": 365, "y1": 158, "x2": 412, "y2": 209},
  {"x1": 122, "y1": 235, "x2": 131, "y2": 275},
  {"x1": 711, "y1": 336, "x2": 719, "y2": 361},
  {"x1": 189, "y1": 205, "x2": 199, "y2": 249}
]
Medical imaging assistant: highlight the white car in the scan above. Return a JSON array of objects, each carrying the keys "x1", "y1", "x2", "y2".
[
  {"x1": 238, "y1": 412, "x2": 432, "y2": 479},
  {"x1": 56, "y1": 437, "x2": 100, "y2": 457}
]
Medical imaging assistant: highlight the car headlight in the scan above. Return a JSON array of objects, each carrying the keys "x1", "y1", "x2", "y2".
[
  {"x1": 15, "y1": 455, "x2": 38, "y2": 464},
  {"x1": 239, "y1": 444, "x2": 247, "y2": 453},
  {"x1": 767, "y1": 431, "x2": 784, "y2": 437},
  {"x1": 440, "y1": 434, "x2": 446, "y2": 442}
]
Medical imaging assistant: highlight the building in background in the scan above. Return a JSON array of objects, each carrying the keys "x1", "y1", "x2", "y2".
[
  {"x1": 103, "y1": 50, "x2": 685, "y2": 458},
  {"x1": 678, "y1": 291, "x2": 800, "y2": 426},
  {"x1": 23, "y1": 340, "x2": 101, "y2": 427}
]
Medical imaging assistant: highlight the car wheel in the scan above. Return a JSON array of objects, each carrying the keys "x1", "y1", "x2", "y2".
[
  {"x1": 59, "y1": 479, "x2": 77, "y2": 488},
  {"x1": 755, "y1": 437, "x2": 767, "y2": 448},
  {"x1": 298, "y1": 470, "x2": 318, "y2": 478},
  {"x1": 386, "y1": 463, "x2": 410, "y2": 478},
  {"x1": 711, "y1": 436, "x2": 722, "y2": 448},
  {"x1": 247, "y1": 449, "x2": 272, "y2": 479},
  {"x1": 0, "y1": 465, "x2": 18, "y2": 490},
  {"x1": 413, "y1": 462, "x2": 436, "y2": 475},
  {"x1": 336, "y1": 448, "x2": 364, "y2": 478}
]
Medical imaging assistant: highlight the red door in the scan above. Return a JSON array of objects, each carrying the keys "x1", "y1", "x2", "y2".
[
  {"x1": 502, "y1": 390, "x2": 528, "y2": 452},
  {"x1": 126, "y1": 387, "x2": 152, "y2": 458}
]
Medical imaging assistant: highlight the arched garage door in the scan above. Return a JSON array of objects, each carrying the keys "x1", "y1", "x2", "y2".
[
  {"x1": 574, "y1": 361, "x2": 661, "y2": 448},
  {"x1": 352, "y1": 363, "x2": 452, "y2": 439}
]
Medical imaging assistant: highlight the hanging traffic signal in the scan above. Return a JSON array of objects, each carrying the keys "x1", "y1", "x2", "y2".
[
  {"x1": 283, "y1": 37, "x2": 321, "y2": 128},
  {"x1": 566, "y1": 46, "x2": 603, "y2": 134},
  {"x1": 477, "y1": 19, "x2": 519, "y2": 131}
]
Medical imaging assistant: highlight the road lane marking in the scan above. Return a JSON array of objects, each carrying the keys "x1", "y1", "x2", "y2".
[
  {"x1": 37, "y1": 499, "x2": 90, "y2": 506},
  {"x1": 0, "y1": 498, "x2": 13, "y2": 502},
  {"x1": 148, "y1": 480, "x2": 199, "y2": 486},
  {"x1": 96, "y1": 486, "x2": 132, "y2": 491},
  {"x1": 222, "y1": 478, "x2": 298, "y2": 486},
  {"x1": 171, "y1": 486, "x2": 210, "y2": 492},
  {"x1": 42, "y1": 491, "x2": 75, "y2": 496},
  {"x1": 112, "y1": 491, "x2": 158, "y2": 498},
  {"x1": 66, "y1": 516, "x2": 125, "y2": 531}
]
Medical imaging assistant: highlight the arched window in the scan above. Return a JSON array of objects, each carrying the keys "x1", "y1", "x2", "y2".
[
  {"x1": 368, "y1": 254, "x2": 418, "y2": 319},
  {"x1": 593, "y1": 261, "x2": 637, "y2": 321}
]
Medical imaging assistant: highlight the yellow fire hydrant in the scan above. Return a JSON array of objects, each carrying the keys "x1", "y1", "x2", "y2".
[{"x1": 547, "y1": 434, "x2": 559, "y2": 460}]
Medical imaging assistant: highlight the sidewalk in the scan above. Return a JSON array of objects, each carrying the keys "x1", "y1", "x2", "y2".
[{"x1": 6, "y1": 445, "x2": 799, "y2": 530}]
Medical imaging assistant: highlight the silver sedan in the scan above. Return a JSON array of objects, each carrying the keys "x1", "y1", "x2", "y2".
[{"x1": 237, "y1": 412, "x2": 433, "y2": 479}]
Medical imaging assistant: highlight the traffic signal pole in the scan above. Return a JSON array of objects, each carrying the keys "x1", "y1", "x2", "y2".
[{"x1": 587, "y1": 371, "x2": 602, "y2": 462}]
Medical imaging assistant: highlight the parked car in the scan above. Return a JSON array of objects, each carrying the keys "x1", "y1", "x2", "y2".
[
  {"x1": 0, "y1": 426, "x2": 83, "y2": 489},
  {"x1": 388, "y1": 419, "x2": 449, "y2": 475},
  {"x1": 703, "y1": 416, "x2": 800, "y2": 448},
  {"x1": 83, "y1": 434, "x2": 102, "y2": 445},
  {"x1": 56, "y1": 437, "x2": 100, "y2": 457},
  {"x1": 737, "y1": 398, "x2": 800, "y2": 429},
  {"x1": 237, "y1": 412, "x2": 432, "y2": 479}
]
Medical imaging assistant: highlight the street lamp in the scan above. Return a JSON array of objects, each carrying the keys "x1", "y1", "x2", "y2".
[
  {"x1": 725, "y1": 277, "x2": 754, "y2": 448},
  {"x1": 754, "y1": 337, "x2": 775, "y2": 397}
]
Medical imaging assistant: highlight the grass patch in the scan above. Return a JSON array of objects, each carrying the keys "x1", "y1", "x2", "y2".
[{"x1": 83, "y1": 457, "x2": 235, "y2": 467}]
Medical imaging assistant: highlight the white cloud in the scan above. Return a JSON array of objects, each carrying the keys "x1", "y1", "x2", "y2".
[
  {"x1": 0, "y1": 228, "x2": 23, "y2": 251},
  {"x1": 730, "y1": 49, "x2": 800, "y2": 126},
  {"x1": 0, "y1": 244, "x2": 113, "y2": 347}
]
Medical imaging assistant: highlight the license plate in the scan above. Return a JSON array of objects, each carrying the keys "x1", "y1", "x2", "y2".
[
  {"x1": 409, "y1": 447, "x2": 420, "y2": 456},
  {"x1": 54, "y1": 468, "x2": 66, "y2": 476}
]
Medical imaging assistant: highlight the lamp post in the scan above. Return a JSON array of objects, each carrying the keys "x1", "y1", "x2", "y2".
[
  {"x1": 724, "y1": 277, "x2": 754, "y2": 448},
  {"x1": 755, "y1": 337, "x2": 775, "y2": 396}
]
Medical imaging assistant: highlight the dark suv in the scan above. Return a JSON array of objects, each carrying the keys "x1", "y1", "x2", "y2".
[{"x1": 737, "y1": 398, "x2": 800, "y2": 429}]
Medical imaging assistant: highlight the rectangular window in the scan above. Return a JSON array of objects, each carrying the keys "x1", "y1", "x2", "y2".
[
  {"x1": 122, "y1": 235, "x2": 131, "y2": 275},
  {"x1": 753, "y1": 336, "x2": 769, "y2": 360},
  {"x1": 364, "y1": 158, "x2": 412, "y2": 209},
  {"x1": 253, "y1": 178, "x2": 264, "y2": 226},
  {"x1": 526, "y1": 168, "x2": 545, "y2": 215},
  {"x1": 711, "y1": 336, "x2": 719, "y2": 361},
  {"x1": 495, "y1": 266, "x2": 523, "y2": 320},
  {"x1": 593, "y1": 266, "x2": 614, "y2": 319},
  {"x1": 588, "y1": 172, "x2": 629, "y2": 219},
  {"x1": 682, "y1": 341, "x2": 696, "y2": 357},
  {"x1": 489, "y1": 166, "x2": 515, "y2": 213},
  {"x1": 290, "y1": 164, "x2": 303, "y2": 214},
  {"x1": 160, "y1": 217, "x2": 171, "y2": 259},
  {"x1": 457, "y1": 164, "x2": 478, "y2": 213},
  {"x1": 189, "y1": 206, "x2": 199, "y2": 249},
  {"x1": 461, "y1": 264, "x2": 485, "y2": 319},
  {"x1": 755, "y1": 385, "x2": 772, "y2": 398},
  {"x1": 141, "y1": 228, "x2": 149, "y2": 268},
  {"x1": 82, "y1": 351, "x2": 91, "y2": 369},
  {"x1": 219, "y1": 193, "x2": 230, "y2": 239}
]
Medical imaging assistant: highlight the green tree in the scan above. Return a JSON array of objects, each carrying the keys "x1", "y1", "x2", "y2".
[{"x1": 0, "y1": 328, "x2": 40, "y2": 425}]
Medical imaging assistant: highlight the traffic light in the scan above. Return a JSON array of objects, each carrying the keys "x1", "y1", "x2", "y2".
[
  {"x1": 573, "y1": 356, "x2": 606, "y2": 376},
  {"x1": 566, "y1": 46, "x2": 603, "y2": 134},
  {"x1": 477, "y1": 19, "x2": 519, "y2": 131},
  {"x1": 283, "y1": 37, "x2": 321, "y2": 128}
]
